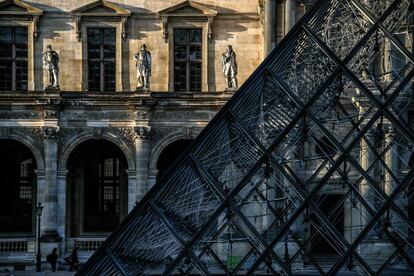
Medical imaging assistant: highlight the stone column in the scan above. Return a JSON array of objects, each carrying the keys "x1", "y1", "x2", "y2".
[
  {"x1": 147, "y1": 170, "x2": 158, "y2": 189},
  {"x1": 359, "y1": 128, "x2": 376, "y2": 229},
  {"x1": 135, "y1": 126, "x2": 151, "y2": 202},
  {"x1": 56, "y1": 170, "x2": 68, "y2": 254},
  {"x1": 42, "y1": 126, "x2": 60, "y2": 240},
  {"x1": 285, "y1": 0, "x2": 296, "y2": 34},
  {"x1": 264, "y1": 0, "x2": 277, "y2": 56},
  {"x1": 126, "y1": 169, "x2": 137, "y2": 213},
  {"x1": 384, "y1": 126, "x2": 405, "y2": 232}
]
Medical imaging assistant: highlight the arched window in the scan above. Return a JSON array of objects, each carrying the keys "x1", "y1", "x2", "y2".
[
  {"x1": 67, "y1": 140, "x2": 127, "y2": 236},
  {"x1": 156, "y1": 139, "x2": 193, "y2": 181},
  {"x1": 0, "y1": 140, "x2": 36, "y2": 233}
]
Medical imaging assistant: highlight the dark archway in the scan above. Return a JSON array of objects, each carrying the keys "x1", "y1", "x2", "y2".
[
  {"x1": 0, "y1": 139, "x2": 36, "y2": 233},
  {"x1": 67, "y1": 140, "x2": 128, "y2": 236},
  {"x1": 310, "y1": 194, "x2": 344, "y2": 256},
  {"x1": 156, "y1": 139, "x2": 194, "y2": 181}
]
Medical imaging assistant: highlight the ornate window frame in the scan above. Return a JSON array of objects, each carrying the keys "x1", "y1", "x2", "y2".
[
  {"x1": 0, "y1": 0, "x2": 43, "y2": 91},
  {"x1": 158, "y1": 1, "x2": 217, "y2": 92},
  {"x1": 71, "y1": 0, "x2": 130, "y2": 92}
]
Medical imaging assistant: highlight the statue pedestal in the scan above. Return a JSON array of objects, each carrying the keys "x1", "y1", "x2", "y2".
[
  {"x1": 224, "y1": 87, "x2": 238, "y2": 92},
  {"x1": 44, "y1": 85, "x2": 60, "y2": 92},
  {"x1": 136, "y1": 86, "x2": 150, "y2": 93}
]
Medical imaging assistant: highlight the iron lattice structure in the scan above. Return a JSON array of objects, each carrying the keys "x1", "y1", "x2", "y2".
[{"x1": 79, "y1": 0, "x2": 414, "y2": 275}]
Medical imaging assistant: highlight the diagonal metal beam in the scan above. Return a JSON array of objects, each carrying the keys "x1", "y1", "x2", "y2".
[
  {"x1": 302, "y1": 22, "x2": 414, "y2": 233},
  {"x1": 105, "y1": 248, "x2": 129, "y2": 276},
  {"x1": 190, "y1": 153, "x2": 291, "y2": 274},
  {"x1": 148, "y1": 201, "x2": 211, "y2": 276}
]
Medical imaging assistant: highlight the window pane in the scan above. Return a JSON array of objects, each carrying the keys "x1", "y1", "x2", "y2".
[
  {"x1": 104, "y1": 62, "x2": 115, "y2": 92},
  {"x1": 189, "y1": 45, "x2": 202, "y2": 61},
  {"x1": 87, "y1": 28, "x2": 101, "y2": 44},
  {"x1": 0, "y1": 42, "x2": 12, "y2": 58},
  {"x1": 15, "y1": 61, "x2": 28, "y2": 91},
  {"x1": 0, "y1": 27, "x2": 12, "y2": 42},
  {"x1": 15, "y1": 28, "x2": 27, "y2": 43},
  {"x1": 174, "y1": 28, "x2": 202, "y2": 92},
  {"x1": 88, "y1": 44, "x2": 101, "y2": 59},
  {"x1": 189, "y1": 29, "x2": 201, "y2": 43},
  {"x1": 174, "y1": 62, "x2": 187, "y2": 92},
  {"x1": 103, "y1": 28, "x2": 116, "y2": 44},
  {"x1": 88, "y1": 61, "x2": 101, "y2": 92},
  {"x1": 0, "y1": 61, "x2": 12, "y2": 90},
  {"x1": 174, "y1": 45, "x2": 187, "y2": 61},
  {"x1": 174, "y1": 29, "x2": 187, "y2": 44},
  {"x1": 15, "y1": 43, "x2": 28, "y2": 58},
  {"x1": 190, "y1": 63, "x2": 201, "y2": 92},
  {"x1": 103, "y1": 45, "x2": 115, "y2": 59}
]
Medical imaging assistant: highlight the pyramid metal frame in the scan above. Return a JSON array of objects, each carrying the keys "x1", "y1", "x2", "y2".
[{"x1": 78, "y1": 0, "x2": 414, "y2": 275}]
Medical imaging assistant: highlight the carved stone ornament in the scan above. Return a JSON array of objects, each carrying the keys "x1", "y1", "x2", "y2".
[
  {"x1": 42, "y1": 126, "x2": 60, "y2": 139},
  {"x1": 71, "y1": 0, "x2": 131, "y2": 41},
  {"x1": 158, "y1": 1, "x2": 217, "y2": 43},
  {"x1": 135, "y1": 126, "x2": 151, "y2": 139}
]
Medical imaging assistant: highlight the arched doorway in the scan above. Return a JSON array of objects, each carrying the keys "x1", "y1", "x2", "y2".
[
  {"x1": 156, "y1": 139, "x2": 193, "y2": 181},
  {"x1": 0, "y1": 139, "x2": 36, "y2": 233},
  {"x1": 67, "y1": 140, "x2": 128, "y2": 236}
]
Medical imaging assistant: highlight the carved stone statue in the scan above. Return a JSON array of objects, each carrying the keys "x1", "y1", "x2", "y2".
[
  {"x1": 134, "y1": 44, "x2": 152, "y2": 91},
  {"x1": 221, "y1": 45, "x2": 238, "y2": 90},
  {"x1": 43, "y1": 45, "x2": 59, "y2": 90}
]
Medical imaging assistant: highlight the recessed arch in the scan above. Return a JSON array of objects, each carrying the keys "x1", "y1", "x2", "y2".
[
  {"x1": 0, "y1": 139, "x2": 38, "y2": 234},
  {"x1": 59, "y1": 131, "x2": 135, "y2": 171},
  {"x1": 149, "y1": 131, "x2": 194, "y2": 171},
  {"x1": 155, "y1": 138, "x2": 194, "y2": 181},
  {"x1": 0, "y1": 134, "x2": 44, "y2": 171},
  {"x1": 66, "y1": 139, "x2": 129, "y2": 236}
]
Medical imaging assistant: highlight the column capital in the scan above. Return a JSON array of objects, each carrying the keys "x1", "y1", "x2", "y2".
[
  {"x1": 126, "y1": 169, "x2": 137, "y2": 177},
  {"x1": 57, "y1": 169, "x2": 69, "y2": 178}
]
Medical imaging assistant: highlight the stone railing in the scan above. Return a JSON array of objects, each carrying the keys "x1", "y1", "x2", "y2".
[
  {"x1": 0, "y1": 239, "x2": 28, "y2": 253},
  {"x1": 74, "y1": 238, "x2": 105, "y2": 252}
]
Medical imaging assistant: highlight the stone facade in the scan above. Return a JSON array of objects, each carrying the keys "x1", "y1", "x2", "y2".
[{"x1": 0, "y1": 0, "x2": 316, "y2": 271}]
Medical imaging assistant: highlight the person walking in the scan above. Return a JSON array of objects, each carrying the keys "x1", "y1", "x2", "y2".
[
  {"x1": 64, "y1": 247, "x2": 79, "y2": 272},
  {"x1": 47, "y1": 248, "x2": 59, "y2": 272}
]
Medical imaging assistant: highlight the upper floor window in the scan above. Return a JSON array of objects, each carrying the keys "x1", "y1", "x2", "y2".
[
  {"x1": 87, "y1": 28, "x2": 116, "y2": 92},
  {"x1": 174, "y1": 28, "x2": 202, "y2": 92},
  {"x1": 0, "y1": 27, "x2": 28, "y2": 91}
]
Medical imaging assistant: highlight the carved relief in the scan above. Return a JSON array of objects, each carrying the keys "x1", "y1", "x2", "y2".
[
  {"x1": 61, "y1": 111, "x2": 135, "y2": 121},
  {"x1": 0, "y1": 111, "x2": 42, "y2": 119},
  {"x1": 135, "y1": 126, "x2": 151, "y2": 140},
  {"x1": 44, "y1": 110, "x2": 58, "y2": 119},
  {"x1": 114, "y1": 128, "x2": 138, "y2": 150},
  {"x1": 151, "y1": 111, "x2": 212, "y2": 121},
  {"x1": 42, "y1": 126, "x2": 60, "y2": 139},
  {"x1": 136, "y1": 110, "x2": 149, "y2": 120}
]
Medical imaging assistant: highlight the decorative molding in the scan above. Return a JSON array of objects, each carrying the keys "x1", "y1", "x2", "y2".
[
  {"x1": 151, "y1": 111, "x2": 212, "y2": 121},
  {"x1": 0, "y1": 127, "x2": 12, "y2": 139},
  {"x1": 11, "y1": 127, "x2": 44, "y2": 156},
  {"x1": 183, "y1": 127, "x2": 192, "y2": 136},
  {"x1": 44, "y1": 110, "x2": 58, "y2": 120},
  {"x1": 115, "y1": 127, "x2": 138, "y2": 149},
  {"x1": 71, "y1": 0, "x2": 131, "y2": 41},
  {"x1": 158, "y1": 0, "x2": 217, "y2": 43},
  {"x1": 0, "y1": 0, "x2": 43, "y2": 40},
  {"x1": 136, "y1": 110, "x2": 149, "y2": 120},
  {"x1": 61, "y1": 111, "x2": 135, "y2": 121},
  {"x1": 135, "y1": 126, "x2": 151, "y2": 140},
  {"x1": 42, "y1": 126, "x2": 60, "y2": 139},
  {"x1": 162, "y1": 17, "x2": 168, "y2": 42},
  {"x1": 0, "y1": 110, "x2": 42, "y2": 119}
]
